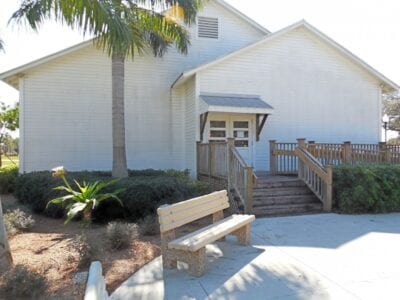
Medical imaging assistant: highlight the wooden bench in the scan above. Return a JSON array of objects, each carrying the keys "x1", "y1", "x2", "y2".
[{"x1": 157, "y1": 190, "x2": 255, "y2": 277}]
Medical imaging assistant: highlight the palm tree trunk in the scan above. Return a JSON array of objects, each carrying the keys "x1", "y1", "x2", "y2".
[
  {"x1": 0, "y1": 198, "x2": 13, "y2": 271},
  {"x1": 112, "y1": 53, "x2": 128, "y2": 178}
]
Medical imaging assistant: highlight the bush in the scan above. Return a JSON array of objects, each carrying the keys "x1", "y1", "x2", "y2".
[
  {"x1": 69, "y1": 233, "x2": 93, "y2": 267},
  {"x1": 139, "y1": 215, "x2": 160, "y2": 236},
  {"x1": 14, "y1": 169, "x2": 211, "y2": 222},
  {"x1": 1, "y1": 265, "x2": 47, "y2": 298},
  {"x1": 333, "y1": 164, "x2": 400, "y2": 213},
  {"x1": 0, "y1": 166, "x2": 18, "y2": 194},
  {"x1": 4, "y1": 209, "x2": 35, "y2": 236},
  {"x1": 105, "y1": 222, "x2": 139, "y2": 250}
]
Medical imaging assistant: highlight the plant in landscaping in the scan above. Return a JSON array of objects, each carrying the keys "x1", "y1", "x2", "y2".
[
  {"x1": 333, "y1": 164, "x2": 400, "y2": 213},
  {"x1": 0, "y1": 165, "x2": 18, "y2": 194},
  {"x1": 139, "y1": 215, "x2": 160, "y2": 236},
  {"x1": 69, "y1": 233, "x2": 93, "y2": 267},
  {"x1": 4, "y1": 209, "x2": 35, "y2": 236},
  {"x1": 1, "y1": 265, "x2": 47, "y2": 298},
  {"x1": 105, "y1": 222, "x2": 139, "y2": 250},
  {"x1": 48, "y1": 167, "x2": 124, "y2": 224}
]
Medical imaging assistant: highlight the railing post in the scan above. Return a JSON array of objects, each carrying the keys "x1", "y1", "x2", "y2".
[
  {"x1": 269, "y1": 140, "x2": 277, "y2": 175},
  {"x1": 342, "y1": 141, "x2": 352, "y2": 164},
  {"x1": 308, "y1": 141, "x2": 316, "y2": 156},
  {"x1": 379, "y1": 142, "x2": 390, "y2": 163},
  {"x1": 297, "y1": 138, "x2": 307, "y2": 149},
  {"x1": 208, "y1": 143, "x2": 213, "y2": 185},
  {"x1": 244, "y1": 167, "x2": 254, "y2": 214},
  {"x1": 226, "y1": 138, "x2": 235, "y2": 192},
  {"x1": 196, "y1": 142, "x2": 201, "y2": 180},
  {"x1": 325, "y1": 165, "x2": 333, "y2": 212}
]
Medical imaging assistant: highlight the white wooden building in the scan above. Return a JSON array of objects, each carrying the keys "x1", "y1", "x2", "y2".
[{"x1": 0, "y1": 0, "x2": 398, "y2": 175}]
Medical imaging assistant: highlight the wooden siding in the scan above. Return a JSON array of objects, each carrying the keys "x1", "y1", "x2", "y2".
[
  {"x1": 20, "y1": 1, "x2": 264, "y2": 173},
  {"x1": 199, "y1": 26, "x2": 382, "y2": 171}
]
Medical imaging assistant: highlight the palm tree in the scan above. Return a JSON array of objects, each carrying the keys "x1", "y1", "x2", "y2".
[{"x1": 11, "y1": 0, "x2": 203, "y2": 177}]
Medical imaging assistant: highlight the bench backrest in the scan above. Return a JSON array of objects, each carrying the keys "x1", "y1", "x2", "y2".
[{"x1": 157, "y1": 190, "x2": 229, "y2": 233}]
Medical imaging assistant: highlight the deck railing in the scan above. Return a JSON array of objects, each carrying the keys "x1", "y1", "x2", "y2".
[
  {"x1": 295, "y1": 141, "x2": 333, "y2": 211},
  {"x1": 197, "y1": 139, "x2": 254, "y2": 214},
  {"x1": 270, "y1": 139, "x2": 400, "y2": 175}
]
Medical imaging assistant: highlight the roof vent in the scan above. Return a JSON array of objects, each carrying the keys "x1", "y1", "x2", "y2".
[{"x1": 198, "y1": 17, "x2": 219, "y2": 39}]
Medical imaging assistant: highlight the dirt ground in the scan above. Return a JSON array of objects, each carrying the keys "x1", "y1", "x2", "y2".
[{"x1": 0, "y1": 195, "x2": 161, "y2": 299}]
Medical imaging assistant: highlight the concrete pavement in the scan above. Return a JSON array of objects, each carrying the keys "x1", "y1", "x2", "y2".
[{"x1": 111, "y1": 213, "x2": 400, "y2": 300}]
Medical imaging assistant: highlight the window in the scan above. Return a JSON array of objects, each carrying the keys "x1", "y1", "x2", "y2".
[
  {"x1": 209, "y1": 120, "x2": 226, "y2": 142},
  {"x1": 198, "y1": 17, "x2": 219, "y2": 39},
  {"x1": 233, "y1": 121, "x2": 249, "y2": 148}
]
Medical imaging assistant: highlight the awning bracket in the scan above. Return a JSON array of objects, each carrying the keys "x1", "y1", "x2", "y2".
[
  {"x1": 256, "y1": 114, "x2": 269, "y2": 141},
  {"x1": 200, "y1": 112, "x2": 209, "y2": 142}
]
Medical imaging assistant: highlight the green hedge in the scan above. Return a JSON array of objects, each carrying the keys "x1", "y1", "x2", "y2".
[
  {"x1": 14, "y1": 169, "x2": 211, "y2": 221},
  {"x1": 0, "y1": 166, "x2": 19, "y2": 194},
  {"x1": 333, "y1": 164, "x2": 400, "y2": 213}
]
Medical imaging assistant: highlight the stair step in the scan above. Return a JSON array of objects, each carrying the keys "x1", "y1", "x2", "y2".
[
  {"x1": 253, "y1": 195, "x2": 319, "y2": 206},
  {"x1": 256, "y1": 179, "x2": 306, "y2": 189},
  {"x1": 253, "y1": 186, "x2": 313, "y2": 197},
  {"x1": 254, "y1": 203, "x2": 323, "y2": 217}
]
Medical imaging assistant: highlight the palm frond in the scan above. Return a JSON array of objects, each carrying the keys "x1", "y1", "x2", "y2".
[
  {"x1": 11, "y1": 0, "x2": 203, "y2": 58},
  {"x1": 0, "y1": 39, "x2": 4, "y2": 52}
]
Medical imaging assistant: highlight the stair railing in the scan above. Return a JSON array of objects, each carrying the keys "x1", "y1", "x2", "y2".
[
  {"x1": 227, "y1": 138, "x2": 254, "y2": 214},
  {"x1": 295, "y1": 140, "x2": 333, "y2": 212}
]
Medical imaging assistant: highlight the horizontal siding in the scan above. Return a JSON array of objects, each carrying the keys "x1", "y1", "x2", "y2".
[
  {"x1": 199, "y1": 27, "x2": 382, "y2": 171},
  {"x1": 21, "y1": 0, "x2": 265, "y2": 172}
]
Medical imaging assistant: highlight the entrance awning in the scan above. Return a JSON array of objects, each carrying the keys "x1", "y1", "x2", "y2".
[
  {"x1": 200, "y1": 94, "x2": 274, "y2": 115},
  {"x1": 199, "y1": 94, "x2": 274, "y2": 142}
]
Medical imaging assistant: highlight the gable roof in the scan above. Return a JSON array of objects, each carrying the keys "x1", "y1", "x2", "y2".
[
  {"x1": 172, "y1": 20, "x2": 399, "y2": 93},
  {"x1": 0, "y1": 0, "x2": 269, "y2": 89}
]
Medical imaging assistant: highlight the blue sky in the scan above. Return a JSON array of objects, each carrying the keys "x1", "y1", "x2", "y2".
[{"x1": 1, "y1": 0, "x2": 400, "y2": 109}]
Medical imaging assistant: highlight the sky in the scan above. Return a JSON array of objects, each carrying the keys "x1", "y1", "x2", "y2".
[{"x1": 0, "y1": 0, "x2": 400, "y2": 109}]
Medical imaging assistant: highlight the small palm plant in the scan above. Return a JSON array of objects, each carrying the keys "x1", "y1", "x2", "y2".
[{"x1": 48, "y1": 167, "x2": 124, "y2": 224}]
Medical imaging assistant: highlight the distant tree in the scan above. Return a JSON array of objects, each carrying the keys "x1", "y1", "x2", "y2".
[
  {"x1": 383, "y1": 92, "x2": 400, "y2": 132},
  {"x1": 0, "y1": 103, "x2": 19, "y2": 167}
]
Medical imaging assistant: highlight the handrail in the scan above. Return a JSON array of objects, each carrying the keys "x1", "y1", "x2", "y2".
[
  {"x1": 295, "y1": 147, "x2": 333, "y2": 212},
  {"x1": 228, "y1": 141, "x2": 254, "y2": 214}
]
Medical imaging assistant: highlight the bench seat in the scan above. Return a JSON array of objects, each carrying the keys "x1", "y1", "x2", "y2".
[{"x1": 169, "y1": 214, "x2": 255, "y2": 252}]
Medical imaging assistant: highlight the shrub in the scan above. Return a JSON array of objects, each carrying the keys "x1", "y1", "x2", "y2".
[
  {"x1": 4, "y1": 209, "x2": 35, "y2": 236},
  {"x1": 14, "y1": 169, "x2": 211, "y2": 222},
  {"x1": 105, "y1": 222, "x2": 139, "y2": 250},
  {"x1": 70, "y1": 233, "x2": 93, "y2": 267},
  {"x1": 0, "y1": 165, "x2": 18, "y2": 194},
  {"x1": 139, "y1": 215, "x2": 160, "y2": 236},
  {"x1": 1, "y1": 265, "x2": 47, "y2": 298},
  {"x1": 333, "y1": 164, "x2": 400, "y2": 213}
]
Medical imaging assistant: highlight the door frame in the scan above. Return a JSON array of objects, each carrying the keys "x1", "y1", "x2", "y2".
[{"x1": 205, "y1": 112, "x2": 256, "y2": 167}]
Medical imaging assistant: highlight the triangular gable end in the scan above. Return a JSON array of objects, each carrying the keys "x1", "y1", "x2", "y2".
[{"x1": 173, "y1": 20, "x2": 399, "y2": 93}]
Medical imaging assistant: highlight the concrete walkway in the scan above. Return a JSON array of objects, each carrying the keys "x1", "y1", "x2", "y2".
[{"x1": 111, "y1": 213, "x2": 400, "y2": 300}]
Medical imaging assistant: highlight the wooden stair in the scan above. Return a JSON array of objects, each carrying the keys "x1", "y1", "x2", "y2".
[{"x1": 251, "y1": 176, "x2": 323, "y2": 217}]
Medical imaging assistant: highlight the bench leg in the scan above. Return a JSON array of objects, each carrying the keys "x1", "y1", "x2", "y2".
[
  {"x1": 213, "y1": 211, "x2": 225, "y2": 242},
  {"x1": 233, "y1": 224, "x2": 251, "y2": 246},
  {"x1": 188, "y1": 248, "x2": 206, "y2": 277},
  {"x1": 161, "y1": 230, "x2": 177, "y2": 269}
]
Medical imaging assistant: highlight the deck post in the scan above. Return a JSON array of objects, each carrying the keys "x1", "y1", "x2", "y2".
[
  {"x1": 342, "y1": 141, "x2": 352, "y2": 164},
  {"x1": 208, "y1": 143, "x2": 213, "y2": 185},
  {"x1": 325, "y1": 165, "x2": 333, "y2": 211},
  {"x1": 269, "y1": 140, "x2": 277, "y2": 175},
  {"x1": 308, "y1": 141, "x2": 316, "y2": 156},
  {"x1": 297, "y1": 138, "x2": 307, "y2": 149},
  {"x1": 244, "y1": 167, "x2": 254, "y2": 214},
  {"x1": 196, "y1": 142, "x2": 201, "y2": 180},
  {"x1": 226, "y1": 138, "x2": 235, "y2": 193},
  {"x1": 379, "y1": 142, "x2": 390, "y2": 163}
]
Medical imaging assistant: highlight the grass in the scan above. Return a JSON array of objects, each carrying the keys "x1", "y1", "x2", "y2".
[{"x1": 1, "y1": 155, "x2": 18, "y2": 168}]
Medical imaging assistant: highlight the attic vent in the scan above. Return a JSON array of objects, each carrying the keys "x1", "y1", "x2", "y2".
[{"x1": 198, "y1": 17, "x2": 219, "y2": 39}]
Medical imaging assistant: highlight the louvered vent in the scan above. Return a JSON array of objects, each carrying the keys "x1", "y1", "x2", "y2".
[{"x1": 198, "y1": 17, "x2": 219, "y2": 39}]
